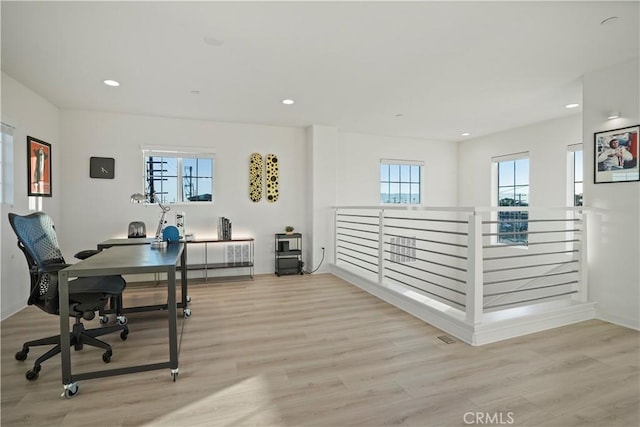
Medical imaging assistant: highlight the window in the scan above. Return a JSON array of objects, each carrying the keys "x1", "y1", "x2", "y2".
[
  {"x1": 142, "y1": 147, "x2": 213, "y2": 205},
  {"x1": 494, "y1": 154, "x2": 529, "y2": 244},
  {"x1": 568, "y1": 144, "x2": 583, "y2": 206},
  {"x1": 380, "y1": 160, "x2": 422, "y2": 204},
  {"x1": 1, "y1": 122, "x2": 14, "y2": 205}
]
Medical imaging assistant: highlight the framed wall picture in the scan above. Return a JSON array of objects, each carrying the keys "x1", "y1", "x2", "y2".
[
  {"x1": 594, "y1": 125, "x2": 639, "y2": 184},
  {"x1": 90, "y1": 157, "x2": 115, "y2": 179},
  {"x1": 27, "y1": 136, "x2": 52, "y2": 197}
]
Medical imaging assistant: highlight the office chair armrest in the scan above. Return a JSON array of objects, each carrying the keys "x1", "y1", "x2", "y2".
[
  {"x1": 74, "y1": 249, "x2": 102, "y2": 260},
  {"x1": 39, "y1": 263, "x2": 71, "y2": 273}
]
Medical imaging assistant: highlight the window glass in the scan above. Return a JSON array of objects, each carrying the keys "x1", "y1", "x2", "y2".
[
  {"x1": 410, "y1": 165, "x2": 420, "y2": 182},
  {"x1": 495, "y1": 155, "x2": 529, "y2": 244},
  {"x1": 574, "y1": 150, "x2": 583, "y2": 182},
  {"x1": 498, "y1": 160, "x2": 514, "y2": 186},
  {"x1": 380, "y1": 160, "x2": 422, "y2": 205},
  {"x1": 380, "y1": 164, "x2": 389, "y2": 181},
  {"x1": 144, "y1": 152, "x2": 213, "y2": 204},
  {"x1": 515, "y1": 158, "x2": 529, "y2": 185},
  {"x1": 400, "y1": 164, "x2": 410, "y2": 181},
  {"x1": 389, "y1": 183, "x2": 400, "y2": 203},
  {"x1": 571, "y1": 148, "x2": 583, "y2": 206},
  {"x1": 389, "y1": 164, "x2": 400, "y2": 181}
]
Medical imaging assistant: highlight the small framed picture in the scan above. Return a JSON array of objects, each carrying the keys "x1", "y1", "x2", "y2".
[
  {"x1": 594, "y1": 125, "x2": 639, "y2": 184},
  {"x1": 90, "y1": 157, "x2": 115, "y2": 179},
  {"x1": 27, "y1": 136, "x2": 52, "y2": 197}
]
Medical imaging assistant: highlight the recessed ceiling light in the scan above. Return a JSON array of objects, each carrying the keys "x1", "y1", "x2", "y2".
[
  {"x1": 395, "y1": 114, "x2": 404, "y2": 118},
  {"x1": 203, "y1": 36, "x2": 224, "y2": 46},
  {"x1": 190, "y1": 90, "x2": 200, "y2": 95},
  {"x1": 282, "y1": 99, "x2": 294, "y2": 105},
  {"x1": 607, "y1": 111, "x2": 621, "y2": 120},
  {"x1": 103, "y1": 79, "x2": 120, "y2": 87},
  {"x1": 565, "y1": 103, "x2": 580, "y2": 109},
  {"x1": 461, "y1": 132, "x2": 471, "y2": 137},
  {"x1": 601, "y1": 16, "x2": 619, "y2": 26}
]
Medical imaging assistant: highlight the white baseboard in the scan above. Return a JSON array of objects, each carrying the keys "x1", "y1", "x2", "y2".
[
  {"x1": 596, "y1": 310, "x2": 640, "y2": 331},
  {"x1": 473, "y1": 300, "x2": 596, "y2": 345},
  {"x1": 329, "y1": 263, "x2": 597, "y2": 346}
]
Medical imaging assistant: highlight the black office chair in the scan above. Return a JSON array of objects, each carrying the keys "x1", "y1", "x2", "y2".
[{"x1": 8, "y1": 212, "x2": 129, "y2": 381}]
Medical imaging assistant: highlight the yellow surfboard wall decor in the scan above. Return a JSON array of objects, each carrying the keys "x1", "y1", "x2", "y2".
[
  {"x1": 249, "y1": 153, "x2": 263, "y2": 202},
  {"x1": 265, "y1": 153, "x2": 279, "y2": 203}
]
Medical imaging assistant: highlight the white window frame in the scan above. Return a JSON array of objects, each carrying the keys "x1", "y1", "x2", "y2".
[
  {"x1": 491, "y1": 152, "x2": 530, "y2": 246},
  {"x1": 379, "y1": 159, "x2": 424, "y2": 205},
  {"x1": 140, "y1": 145, "x2": 215, "y2": 205}
]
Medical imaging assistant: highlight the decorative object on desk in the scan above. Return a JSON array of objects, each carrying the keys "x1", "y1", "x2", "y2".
[
  {"x1": 594, "y1": 125, "x2": 639, "y2": 184},
  {"x1": 175, "y1": 211, "x2": 185, "y2": 239},
  {"x1": 218, "y1": 216, "x2": 232, "y2": 240},
  {"x1": 89, "y1": 156, "x2": 115, "y2": 179},
  {"x1": 265, "y1": 153, "x2": 279, "y2": 202},
  {"x1": 162, "y1": 225, "x2": 180, "y2": 243},
  {"x1": 285, "y1": 225, "x2": 294, "y2": 235},
  {"x1": 130, "y1": 192, "x2": 171, "y2": 249},
  {"x1": 27, "y1": 136, "x2": 52, "y2": 197},
  {"x1": 249, "y1": 153, "x2": 263, "y2": 202},
  {"x1": 127, "y1": 221, "x2": 147, "y2": 238}
]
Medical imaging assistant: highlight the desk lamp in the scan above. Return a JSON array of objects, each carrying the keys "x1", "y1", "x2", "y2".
[{"x1": 130, "y1": 192, "x2": 170, "y2": 249}]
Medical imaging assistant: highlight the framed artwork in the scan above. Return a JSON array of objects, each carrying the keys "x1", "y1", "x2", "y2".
[
  {"x1": 27, "y1": 136, "x2": 52, "y2": 197},
  {"x1": 594, "y1": 125, "x2": 639, "y2": 184},
  {"x1": 90, "y1": 157, "x2": 115, "y2": 179}
]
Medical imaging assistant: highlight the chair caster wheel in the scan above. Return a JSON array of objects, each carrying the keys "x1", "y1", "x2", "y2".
[
  {"x1": 99, "y1": 315, "x2": 109, "y2": 324},
  {"x1": 183, "y1": 308, "x2": 191, "y2": 318},
  {"x1": 15, "y1": 348, "x2": 29, "y2": 361},
  {"x1": 25, "y1": 366, "x2": 41, "y2": 381},
  {"x1": 171, "y1": 369, "x2": 179, "y2": 382},
  {"x1": 102, "y1": 350, "x2": 112, "y2": 363},
  {"x1": 186, "y1": 295, "x2": 191, "y2": 303},
  {"x1": 120, "y1": 328, "x2": 129, "y2": 341},
  {"x1": 117, "y1": 316, "x2": 128, "y2": 326},
  {"x1": 62, "y1": 383, "x2": 79, "y2": 398}
]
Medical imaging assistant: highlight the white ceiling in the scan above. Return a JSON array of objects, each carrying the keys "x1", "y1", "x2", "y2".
[{"x1": 2, "y1": 1, "x2": 638, "y2": 142}]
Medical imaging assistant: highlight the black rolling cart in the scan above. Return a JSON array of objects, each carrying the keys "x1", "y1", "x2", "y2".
[{"x1": 275, "y1": 233, "x2": 303, "y2": 276}]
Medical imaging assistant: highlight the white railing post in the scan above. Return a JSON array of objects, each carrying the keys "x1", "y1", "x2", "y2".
[
  {"x1": 575, "y1": 210, "x2": 588, "y2": 302},
  {"x1": 378, "y1": 209, "x2": 385, "y2": 285},
  {"x1": 333, "y1": 208, "x2": 338, "y2": 265},
  {"x1": 466, "y1": 212, "x2": 484, "y2": 324}
]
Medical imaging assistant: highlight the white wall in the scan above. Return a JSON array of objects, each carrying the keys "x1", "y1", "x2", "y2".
[
  {"x1": 336, "y1": 132, "x2": 458, "y2": 207},
  {"x1": 58, "y1": 110, "x2": 307, "y2": 277},
  {"x1": 458, "y1": 69, "x2": 640, "y2": 332},
  {"x1": 1, "y1": 72, "x2": 60, "y2": 320},
  {"x1": 457, "y1": 114, "x2": 582, "y2": 208},
  {"x1": 583, "y1": 58, "x2": 640, "y2": 329},
  {"x1": 306, "y1": 125, "x2": 338, "y2": 272}
]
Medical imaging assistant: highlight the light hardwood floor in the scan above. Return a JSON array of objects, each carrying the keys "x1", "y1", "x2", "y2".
[{"x1": 1, "y1": 273, "x2": 638, "y2": 426}]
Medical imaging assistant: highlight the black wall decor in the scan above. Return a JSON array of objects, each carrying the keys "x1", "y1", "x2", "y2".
[{"x1": 90, "y1": 157, "x2": 115, "y2": 179}]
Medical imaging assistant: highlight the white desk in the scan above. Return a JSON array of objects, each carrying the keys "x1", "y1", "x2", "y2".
[{"x1": 58, "y1": 243, "x2": 185, "y2": 397}]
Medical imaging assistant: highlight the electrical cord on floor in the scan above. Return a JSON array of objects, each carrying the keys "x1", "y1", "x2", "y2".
[{"x1": 304, "y1": 247, "x2": 325, "y2": 274}]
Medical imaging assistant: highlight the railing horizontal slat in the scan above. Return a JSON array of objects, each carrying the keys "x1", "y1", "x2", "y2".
[{"x1": 335, "y1": 205, "x2": 586, "y2": 322}]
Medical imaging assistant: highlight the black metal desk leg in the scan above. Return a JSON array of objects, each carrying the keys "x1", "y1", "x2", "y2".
[
  {"x1": 58, "y1": 270, "x2": 78, "y2": 397},
  {"x1": 167, "y1": 267, "x2": 179, "y2": 381}
]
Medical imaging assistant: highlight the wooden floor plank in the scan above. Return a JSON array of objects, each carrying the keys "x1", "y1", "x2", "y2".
[{"x1": 1, "y1": 273, "x2": 638, "y2": 426}]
